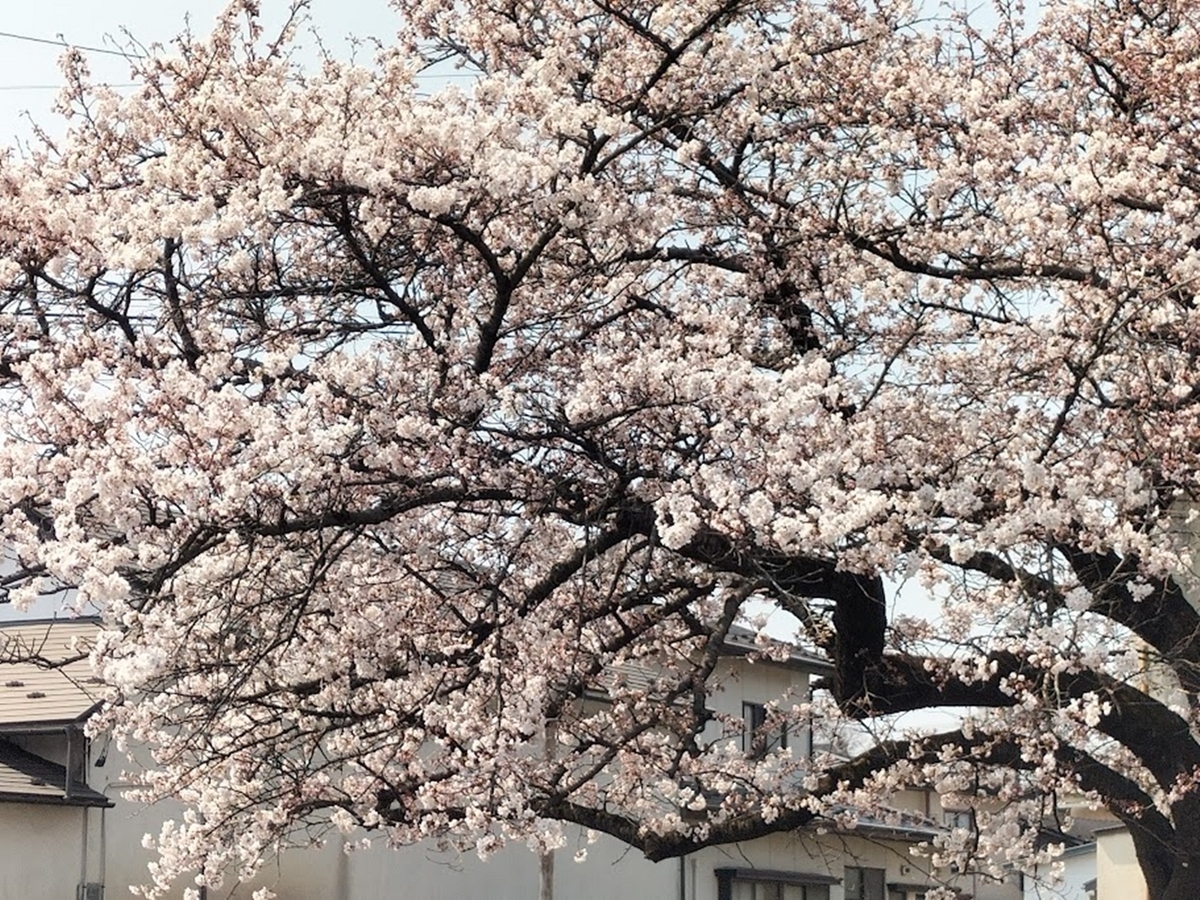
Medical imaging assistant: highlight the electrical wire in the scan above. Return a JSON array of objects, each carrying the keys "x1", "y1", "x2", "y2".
[
  {"x1": 0, "y1": 84, "x2": 138, "y2": 91},
  {"x1": 0, "y1": 27, "x2": 478, "y2": 95},
  {"x1": 0, "y1": 29, "x2": 137, "y2": 58}
]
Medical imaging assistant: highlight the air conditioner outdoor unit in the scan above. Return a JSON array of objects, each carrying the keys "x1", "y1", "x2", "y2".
[{"x1": 77, "y1": 883, "x2": 104, "y2": 900}]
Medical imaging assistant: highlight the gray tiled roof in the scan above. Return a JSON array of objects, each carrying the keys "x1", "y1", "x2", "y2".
[
  {"x1": 0, "y1": 738, "x2": 110, "y2": 806},
  {"x1": 0, "y1": 619, "x2": 103, "y2": 728},
  {"x1": 722, "y1": 625, "x2": 834, "y2": 673}
]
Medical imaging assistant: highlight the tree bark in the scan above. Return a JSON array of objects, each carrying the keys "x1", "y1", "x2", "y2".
[{"x1": 1141, "y1": 848, "x2": 1200, "y2": 900}]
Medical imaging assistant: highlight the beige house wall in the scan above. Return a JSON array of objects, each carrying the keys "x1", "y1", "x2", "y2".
[
  {"x1": 706, "y1": 655, "x2": 813, "y2": 753},
  {"x1": 1096, "y1": 829, "x2": 1145, "y2": 900}
]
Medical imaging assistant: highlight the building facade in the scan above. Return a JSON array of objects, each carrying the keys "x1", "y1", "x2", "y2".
[{"x1": 0, "y1": 619, "x2": 1021, "y2": 900}]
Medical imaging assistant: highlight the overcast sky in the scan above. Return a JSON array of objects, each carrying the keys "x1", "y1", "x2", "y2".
[{"x1": 0, "y1": 1, "x2": 404, "y2": 145}]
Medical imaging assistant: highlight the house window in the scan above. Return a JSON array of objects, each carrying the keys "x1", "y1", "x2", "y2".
[
  {"x1": 943, "y1": 809, "x2": 973, "y2": 830},
  {"x1": 730, "y1": 882, "x2": 829, "y2": 900},
  {"x1": 844, "y1": 867, "x2": 886, "y2": 900},
  {"x1": 715, "y1": 869, "x2": 835, "y2": 900},
  {"x1": 742, "y1": 702, "x2": 787, "y2": 757}
]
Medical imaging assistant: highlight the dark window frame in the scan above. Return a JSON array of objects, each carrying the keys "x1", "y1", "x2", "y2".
[
  {"x1": 844, "y1": 866, "x2": 887, "y2": 900},
  {"x1": 742, "y1": 701, "x2": 788, "y2": 758},
  {"x1": 715, "y1": 867, "x2": 838, "y2": 900}
]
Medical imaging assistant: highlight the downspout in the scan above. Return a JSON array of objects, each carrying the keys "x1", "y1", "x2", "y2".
[
  {"x1": 66, "y1": 726, "x2": 75, "y2": 802},
  {"x1": 80, "y1": 804, "x2": 89, "y2": 889},
  {"x1": 75, "y1": 725, "x2": 89, "y2": 891},
  {"x1": 679, "y1": 854, "x2": 686, "y2": 900},
  {"x1": 805, "y1": 683, "x2": 815, "y2": 761},
  {"x1": 100, "y1": 802, "x2": 107, "y2": 891}
]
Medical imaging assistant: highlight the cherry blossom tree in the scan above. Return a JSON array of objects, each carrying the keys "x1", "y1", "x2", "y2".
[{"x1": 1, "y1": 0, "x2": 1199, "y2": 895}]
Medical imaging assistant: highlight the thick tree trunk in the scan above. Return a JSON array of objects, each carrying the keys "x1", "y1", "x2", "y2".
[
  {"x1": 1156, "y1": 857, "x2": 1200, "y2": 900},
  {"x1": 830, "y1": 573, "x2": 887, "y2": 710},
  {"x1": 1129, "y1": 821, "x2": 1200, "y2": 900}
]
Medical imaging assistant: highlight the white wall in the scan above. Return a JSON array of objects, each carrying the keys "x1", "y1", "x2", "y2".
[
  {"x1": 1022, "y1": 846, "x2": 1095, "y2": 900},
  {"x1": 95, "y1": 787, "x2": 352, "y2": 899},
  {"x1": 0, "y1": 802, "x2": 91, "y2": 898},
  {"x1": 344, "y1": 823, "x2": 992, "y2": 900}
]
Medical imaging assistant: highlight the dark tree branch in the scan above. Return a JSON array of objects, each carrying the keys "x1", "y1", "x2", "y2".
[{"x1": 1058, "y1": 544, "x2": 1200, "y2": 694}]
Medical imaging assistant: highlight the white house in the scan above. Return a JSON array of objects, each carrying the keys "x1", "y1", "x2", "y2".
[
  {"x1": 1021, "y1": 842, "x2": 1096, "y2": 900},
  {"x1": 0, "y1": 618, "x2": 1022, "y2": 900}
]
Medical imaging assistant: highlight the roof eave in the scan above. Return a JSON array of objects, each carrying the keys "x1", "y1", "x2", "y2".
[
  {"x1": 0, "y1": 705, "x2": 101, "y2": 733},
  {"x1": 719, "y1": 641, "x2": 835, "y2": 674},
  {"x1": 0, "y1": 789, "x2": 113, "y2": 808}
]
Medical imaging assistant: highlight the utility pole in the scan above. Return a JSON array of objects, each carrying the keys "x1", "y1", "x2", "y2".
[{"x1": 539, "y1": 718, "x2": 557, "y2": 900}]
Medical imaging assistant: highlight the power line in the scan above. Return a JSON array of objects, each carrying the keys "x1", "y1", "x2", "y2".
[
  {"x1": 0, "y1": 74, "x2": 473, "y2": 96},
  {"x1": 0, "y1": 84, "x2": 138, "y2": 91},
  {"x1": 0, "y1": 30, "x2": 138, "y2": 58},
  {"x1": 0, "y1": 28, "x2": 479, "y2": 94}
]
